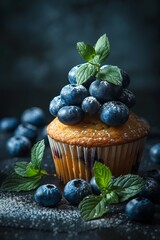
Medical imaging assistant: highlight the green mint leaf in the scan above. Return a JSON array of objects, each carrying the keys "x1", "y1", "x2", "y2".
[
  {"x1": 14, "y1": 162, "x2": 39, "y2": 177},
  {"x1": 76, "y1": 63, "x2": 97, "y2": 85},
  {"x1": 93, "y1": 161, "x2": 112, "y2": 192},
  {"x1": 1, "y1": 173, "x2": 42, "y2": 192},
  {"x1": 110, "y1": 174, "x2": 145, "y2": 202},
  {"x1": 89, "y1": 55, "x2": 101, "y2": 65},
  {"x1": 79, "y1": 195, "x2": 108, "y2": 221},
  {"x1": 106, "y1": 191, "x2": 119, "y2": 204},
  {"x1": 14, "y1": 162, "x2": 30, "y2": 177},
  {"x1": 94, "y1": 34, "x2": 110, "y2": 63},
  {"x1": 96, "y1": 65, "x2": 122, "y2": 85},
  {"x1": 26, "y1": 162, "x2": 40, "y2": 176},
  {"x1": 77, "y1": 42, "x2": 96, "y2": 62},
  {"x1": 31, "y1": 139, "x2": 45, "y2": 170}
]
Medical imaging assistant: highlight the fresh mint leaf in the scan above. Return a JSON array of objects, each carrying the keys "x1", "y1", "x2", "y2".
[
  {"x1": 79, "y1": 195, "x2": 108, "y2": 221},
  {"x1": 93, "y1": 161, "x2": 112, "y2": 192},
  {"x1": 89, "y1": 55, "x2": 101, "y2": 65},
  {"x1": 94, "y1": 34, "x2": 110, "y2": 63},
  {"x1": 106, "y1": 191, "x2": 119, "y2": 204},
  {"x1": 14, "y1": 162, "x2": 39, "y2": 177},
  {"x1": 14, "y1": 162, "x2": 30, "y2": 177},
  {"x1": 1, "y1": 173, "x2": 42, "y2": 192},
  {"x1": 77, "y1": 42, "x2": 96, "y2": 62},
  {"x1": 76, "y1": 63, "x2": 97, "y2": 85},
  {"x1": 110, "y1": 174, "x2": 145, "y2": 202},
  {"x1": 31, "y1": 139, "x2": 45, "y2": 170},
  {"x1": 26, "y1": 162, "x2": 40, "y2": 176},
  {"x1": 96, "y1": 65, "x2": 122, "y2": 85}
]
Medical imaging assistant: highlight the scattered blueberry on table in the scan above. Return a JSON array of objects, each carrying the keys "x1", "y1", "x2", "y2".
[
  {"x1": 140, "y1": 169, "x2": 160, "y2": 184},
  {"x1": 64, "y1": 179, "x2": 92, "y2": 205},
  {"x1": 150, "y1": 143, "x2": 160, "y2": 164},
  {"x1": 0, "y1": 117, "x2": 19, "y2": 133},
  {"x1": 34, "y1": 184, "x2": 62, "y2": 207},
  {"x1": 138, "y1": 177, "x2": 160, "y2": 204},
  {"x1": 125, "y1": 197, "x2": 155, "y2": 222},
  {"x1": 6, "y1": 135, "x2": 31, "y2": 157},
  {"x1": 14, "y1": 123, "x2": 38, "y2": 143},
  {"x1": 0, "y1": 106, "x2": 47, "y2": 157},
  {"x1": 21, "y1": 107, "x2": 46, "y2": 127},
  {"x1": 90, "y1": 176, "x2": 101, "y2": 195}
]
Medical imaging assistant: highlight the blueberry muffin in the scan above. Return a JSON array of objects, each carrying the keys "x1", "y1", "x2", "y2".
[
  {"x1": 47, "y1": 34, "x2": 150, "y2": 183},
  {"x1": 47, "y1": 113, "x2": 149, "y2": 183}
]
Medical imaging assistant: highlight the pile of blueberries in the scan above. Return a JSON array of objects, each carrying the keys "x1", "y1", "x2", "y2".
[
  {"x1": 0, "y1": 107, "x2": 47, "y2": 157},
  {"x1": 34, "y1": 143, "x2": 160, "y2": 223},
  {"x1": 49, "y1": 64, "x2": 136, "y2": 126}
]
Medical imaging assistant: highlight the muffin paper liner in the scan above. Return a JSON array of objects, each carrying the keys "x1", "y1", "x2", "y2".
[{"x1": 48, "y1": 136, "x2": 146, "y2": 184}]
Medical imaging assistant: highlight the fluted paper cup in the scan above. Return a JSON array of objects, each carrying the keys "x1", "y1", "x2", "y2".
[{"x1": 48, "y1": 136, "x2": 146, "y2": 184}]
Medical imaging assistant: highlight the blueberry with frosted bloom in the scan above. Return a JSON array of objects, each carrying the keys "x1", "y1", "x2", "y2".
[
  {"x1": 89, "y1": 80, "x2": 122, "y2": 103},
  {"x1": 100, "y1": 101, "x2": 129, "y2": 126},
  {"x1": 49, "y1": 95, "x2": 66, "y2": 117},
  {"x1": 82, "y1": 96, "x2": 101, "y2": 115},
  {"x1": 60, "y1": 84, "x2": 89, "y2": 105}
]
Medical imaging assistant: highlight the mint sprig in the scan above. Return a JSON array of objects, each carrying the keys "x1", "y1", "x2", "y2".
[
  {"x1": 96, "y1": 65, "x2": 122, "y2": 86},
  {"x1": 94, "y1": 34, "x2": 110, "y2": 63},
  {"x1": 1, "y1": 173, "x2": 42, "y2": 192},
  {"x1": 79, "y1": 161, "x2": 145, "y2": 221},
  {"x1": 79, "y1": 195, "x2": 109, "y2": 221},
  {"x1": 76, "y1": 34, "x2": 122, "y2": 86},
  {"x1": 1, "y1": 140, "x2": 49, "y2": 192},
  {"x1": 77, "y1": 42, "x2": 96, "y2": 62},
  {"x1": 76, "y1": 63, "x2": 97, "y2": 85},
  {"x1": 93, "y1": 161, "x2": 112, "y2": 191}
]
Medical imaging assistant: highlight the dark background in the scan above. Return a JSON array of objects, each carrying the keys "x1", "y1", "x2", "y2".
[{"x1": 0, "y1": 0, "x2": 160, "y2": 127}]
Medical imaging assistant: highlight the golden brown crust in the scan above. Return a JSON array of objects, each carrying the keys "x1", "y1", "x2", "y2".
[{"x1": 47, "y1": 112, "x2": 150, "y2": 147}]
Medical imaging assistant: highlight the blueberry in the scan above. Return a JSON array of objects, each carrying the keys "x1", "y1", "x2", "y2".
[
  {"x1": 60, "y1": 84, "x2": 89, "y2": 105},
  {"x1": 68, "y1": 65, "x2": 81, "y2": 85},
  {"x1": 68, "y1": 64, "x2": 95, "y2": 87},
  {"x1": 0, "y1": 117, "x2": 19, "y2": 132},
  {"x1": 49, "y1": 95, "x2": 66, "y2": 117},
  {"x1": 140, "y1": 169, "x2": 160, "y2": 184},
  {"x1": 121, "y1": 70, "x2": 130, "y2": 88},
  {"x1": 81, "y1": 96, "x2": 101, "y2": 115},
  {"x1": 58, "y1": 106, "x2": 84, "y2": 125},
  {"x1": 64, "y1": 179, "x2": 92, "y2": 205},
  {"x1": 21, "y1": 107, "x2": 46, "y2": 127},
  {"x1": 118, "y1": 89, "x2": 136, "y2": 108},
  {"x1": 89, "y1": 80, "x2": 123, "y2": 103},
  {"x1": 34, "y1": 184, "x2": 62, "y2": 207},
  {"x1": 150, "y1": 143, "x2": 160, "y2": 164},
  {"x1": 125, "y1": 197, "x2": 155, "y2": 222},
  {"x1": 6, "y1": 136, "x2": 31, "y2": 157},
  {"x1": 90, "y1": 177, "x2": 101, "y2": 195},
  {"x1": 14, "y1": 123, "x2": 38, "y2": 143},
  {"x1": 139, "y1": 178, "x2": 160, "y2": 204},
  {"x1": 100, "y1": 101, "x2": 129, "y2": 126}
]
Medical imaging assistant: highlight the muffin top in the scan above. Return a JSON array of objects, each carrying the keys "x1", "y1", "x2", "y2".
[{"x1": 47, "y1": 112, "x2": 149, "y2": 147}]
